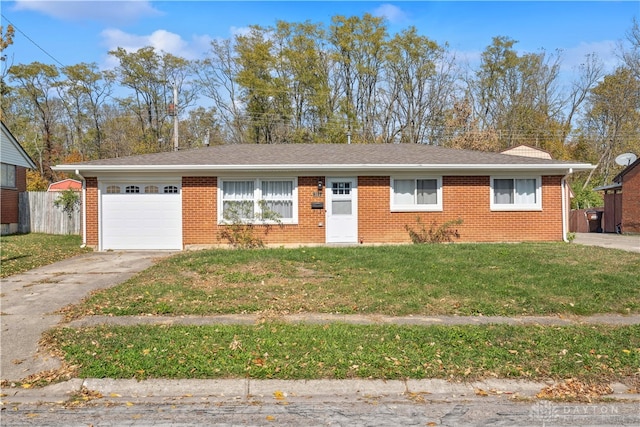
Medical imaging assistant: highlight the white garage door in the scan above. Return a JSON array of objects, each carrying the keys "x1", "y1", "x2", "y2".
[{"x1": 100, "y1": 183, "x2": 182, "y2": 250}]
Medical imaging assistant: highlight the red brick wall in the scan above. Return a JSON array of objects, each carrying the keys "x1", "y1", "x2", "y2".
[
  {"x1": 182, "y1": 177, "x2": 218, "y2": 244},
  {"x1": 16, "y1": 166, "x2": 27, "y2": 192},
  {"x1": 261, "y1": 176, "x2": 325, "y2": 244},
  {"x1": 84, "y1": 177, "x2": 99, "y2": 247},
  {"x1": 1, "y1": 166, "x2": 28, "y2": 226},
  {"x1": 621, "y1": 166, "x2": 640, "y2": 233},
  {"x1": 87, "y1": 174, "x2": 565, "y2": 249},
  {"x1": 358, "y1": 175, "x2": 563, "y2": 243},
  {"x1": 182, "y1": 176, "x2": 326, "y2": 246}
]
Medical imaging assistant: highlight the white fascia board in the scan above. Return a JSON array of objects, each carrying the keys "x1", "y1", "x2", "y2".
[{"x1": 53, "y1": 162, "x2": 595, "y2": 174}]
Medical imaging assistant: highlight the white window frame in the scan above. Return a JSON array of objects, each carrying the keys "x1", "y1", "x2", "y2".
[
  {"x1": 1, "y1": 163, "x2": 16, "y2": 188},
  {"x1": 390, "y1": 176, "x2": 443, "y2": 212},
  {"x1": 218, "y1": 177, "x2": 298, "y2": 224},
  {"x1": 106, "y1": 185, "x2": 121, "y2": 194},
  {"x1": 490, "y1": 176, "x2": 542, "y2": 211}
]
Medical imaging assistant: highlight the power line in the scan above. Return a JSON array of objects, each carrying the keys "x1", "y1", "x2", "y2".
[{"x1": 1, "y1": 14, "x2": 66, "y2": 67}]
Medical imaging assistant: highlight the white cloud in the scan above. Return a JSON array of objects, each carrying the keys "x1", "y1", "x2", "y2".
[
  {"x1": 100, "y1": 28, "x2": 212, "y2": 63},
  {"x1": 229, "y1": 26, "x2": 252, "y2": 38},
  {"x1": 13, "y1": 0, "x2": 162, "y2": 24},
  {"x1": 372, "y1": 4, "x2": 408, "y2": 24},
  {"x1": 562, "y1": 40, "x2": 619, "y2": 74}
]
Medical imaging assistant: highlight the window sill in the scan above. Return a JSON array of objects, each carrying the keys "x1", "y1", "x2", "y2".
[
  {"x1": 490, "y1": 205, "x2": 542, "y2": 212},
  {"x1": 218, "y1": 220, "x2": 298, "y2": 226},
  {"x1": 391, "y1": 206, "x2": 443, "y2": 213}
]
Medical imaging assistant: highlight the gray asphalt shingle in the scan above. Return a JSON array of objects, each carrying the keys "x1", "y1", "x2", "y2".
[{"x1": 65, "y1": 143, "x2": 580, "y2": 167}]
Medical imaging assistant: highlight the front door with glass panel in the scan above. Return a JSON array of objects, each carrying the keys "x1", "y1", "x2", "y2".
[{"x1": 326, "y1": 177, "x2": 358, "y2": 243}]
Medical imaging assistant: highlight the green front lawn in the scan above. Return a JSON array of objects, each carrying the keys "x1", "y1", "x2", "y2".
[
  {"x1": 46, "y1": 323, "x2": 640, "y2": 382},
  {"x1": 0, "y1": 233, "x2": 89, "y2": 278},
  {"x1": 65, "y1": 243, "x2": 640, "y2": 318}
]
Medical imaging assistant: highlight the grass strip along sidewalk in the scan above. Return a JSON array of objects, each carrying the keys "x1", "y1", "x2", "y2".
[
  {"x1": 46, "y1": 323, "x2": 639, "y2": 382},
  {"x1": 47, "y1": 243, "x2": 640, "y2": 386}
]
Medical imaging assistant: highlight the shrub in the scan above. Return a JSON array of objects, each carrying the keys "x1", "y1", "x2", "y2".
[
  {"x1": 54, "y1": 189, "x2": 81, "y2": 218},
  {"x1": 405, "y1": 217, "x2": 463, "y2": 244},
  {"x1": 218, "y1": 201, "x2": 282, "y2": 248}
]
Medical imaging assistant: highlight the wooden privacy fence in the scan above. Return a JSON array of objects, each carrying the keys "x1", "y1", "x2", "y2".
[{"x1": 19, "y1": 192, "x2": 81, "y2": 235}]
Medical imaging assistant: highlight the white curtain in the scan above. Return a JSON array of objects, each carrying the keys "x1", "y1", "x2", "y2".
[
  {"x1": 417, "y1": 179, "x2": 437, "y2": 205},
  {"x1": 494, "y1": 179, "x2": 514, "y2": 204},
  {"x1": 262, "y1": 181, "x2": 293, "y2": 219},
  {"x1": 223, "y1": 181, "x2": 254, "y2": 218},
  {"x1": 394, "y1": 179, "x2": 414, "y2": 204},
  {"x1": 515, "y1": 179, "x2": 536, "y2": 205}
]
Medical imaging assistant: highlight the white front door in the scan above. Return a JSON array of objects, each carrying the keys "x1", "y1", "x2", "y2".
[{"x1": 326, "y1": 177, "x2": 358, "y2": 243}]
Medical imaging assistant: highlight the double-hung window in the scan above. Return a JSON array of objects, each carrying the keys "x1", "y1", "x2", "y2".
[
  {"x1": 219, "y1": 178, "x2": 297, "y2": 223},
  {"x1": 490, "y1": 177, "x2": 541, "y2": 211},
  {"x1": 390, "y1": 177, "x2": 442, "y2": 211},
  {"x1": 1, "y1": 163, "x2": 16, "y2": 188}
]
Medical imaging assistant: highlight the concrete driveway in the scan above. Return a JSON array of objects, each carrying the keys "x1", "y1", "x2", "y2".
[
  {"x1": 0, "y1": 251, "x2": 173, "y2": 382},
  {"x1": 573, "y1": 232, "x2": 640, "y2": 253}
]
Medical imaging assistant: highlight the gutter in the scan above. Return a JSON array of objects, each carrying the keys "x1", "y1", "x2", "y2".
[
  {"x1": 53, "y1": 162, "x2": 596, "y2": 174},
  {"x1": 75, "y1": 169, "x2": 87, "y2": 248},
  {"x1": 561, "y1": 168, "x2": 573, "y2": 243}
]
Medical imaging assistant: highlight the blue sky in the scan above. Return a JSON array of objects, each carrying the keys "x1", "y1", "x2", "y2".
[{"x1": 1, "y1": 1, "x2": 638, "y2": 77}]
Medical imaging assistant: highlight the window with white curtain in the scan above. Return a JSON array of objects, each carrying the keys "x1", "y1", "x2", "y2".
[
  {"x1": 261, "y1": 180, "x2": 293, "y2": 219},
  {"x1": 390, "y1": 177, "x2": 442, "y2": 211},
  {"x1": 491, "y1": 177, "x2": 541, "y2": 210},
  {"x1": 219, "y1": 178, "x2": 297, "y2": 223}
]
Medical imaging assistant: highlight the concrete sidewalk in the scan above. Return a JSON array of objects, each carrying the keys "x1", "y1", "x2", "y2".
[
  {"x1": 65, "y1": 313, "x2": 640, "y2": 328},
  {"x1": 3, "y1": 377, "x2": 639, "y2": 405},
  {"x1": 572, "y1": 232, "x2": 640, "y2": 253},
  {"x1": 0, "y1": 251, "x2": 174, "y2": 382}
]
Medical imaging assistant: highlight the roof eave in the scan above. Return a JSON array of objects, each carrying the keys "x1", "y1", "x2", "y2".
[{"x1": 53, "y1": 163, "x2": 595, "y2": 174}]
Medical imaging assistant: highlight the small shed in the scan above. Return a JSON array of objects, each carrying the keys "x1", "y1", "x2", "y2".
[
  {"x1": 594, "y1": 158, "x2": 640, "y2": 234},
  {"x1": 48, "y1": 179, "x2": 82, "y2": 192}
]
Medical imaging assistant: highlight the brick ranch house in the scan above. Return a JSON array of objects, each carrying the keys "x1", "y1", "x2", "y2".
[
  {"x1": 53, "y1": 144, "x2": 594, "y2": 251},
  {"x1": 1, "y1": 121, "x2": 36, "y2": 235}
]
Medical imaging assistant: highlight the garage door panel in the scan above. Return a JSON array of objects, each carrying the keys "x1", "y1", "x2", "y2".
[{"x1": 101, "y1": 187, "x2": 182, "y2": 250}]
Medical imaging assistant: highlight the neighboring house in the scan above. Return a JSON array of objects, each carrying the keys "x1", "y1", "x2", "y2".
[
  {"x1": 594, "y1": 158, "x2": 640, "y2": 234},
  {"x1": 1, "y1": 122, "x2": 36, "y2": 235},
  {"x1": 48, "y1": 178, "x2": 82, "y2": 192},
  {"x1": 53, "y1": 144, "x2": 594, "y2": 251},
  {"x1": 500, "y1": 144, "x2": 553, "y2": 160}
]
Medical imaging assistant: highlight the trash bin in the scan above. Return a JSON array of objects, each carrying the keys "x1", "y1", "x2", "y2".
[{"x1": 585, "y1": 210, "x2": 603, "y2": 233}]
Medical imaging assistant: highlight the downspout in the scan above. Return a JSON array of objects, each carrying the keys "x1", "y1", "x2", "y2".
[
  {"x1": 561, "y1": 168, "x2": 573, "y2": 243},
  {"x1": 75, "y1": 169, "x2": 87, "y2": 248}
]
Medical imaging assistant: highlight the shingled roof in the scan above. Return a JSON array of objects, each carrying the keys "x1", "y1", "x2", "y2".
[{"x1": 54, "y1": 143, "x2": 594, "y2": 174}]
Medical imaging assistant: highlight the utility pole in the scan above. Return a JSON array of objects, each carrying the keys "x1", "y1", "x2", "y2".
[{"x1": 173, "y1": 83, "x2": 179, "y2": 151}]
